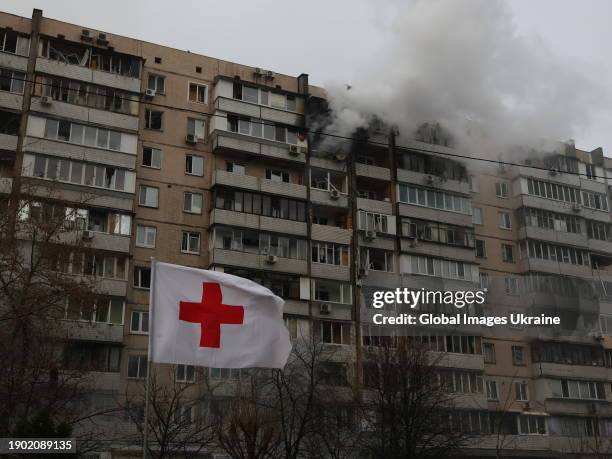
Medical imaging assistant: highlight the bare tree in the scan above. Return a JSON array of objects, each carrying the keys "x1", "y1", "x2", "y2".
[
  {"x1": 124, "y1": 364, "x2": 217, "y2": 459},
  {"x1": 0, "y1": 184, "x2": 100, "y2": 438},
  {"x1": 358, "y1": 339, "x2": 470, "y2": 458}
]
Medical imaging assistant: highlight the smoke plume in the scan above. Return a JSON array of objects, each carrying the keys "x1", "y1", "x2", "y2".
[{"x1": 322, "y1": 0, "x2": 607, "y2": 158}]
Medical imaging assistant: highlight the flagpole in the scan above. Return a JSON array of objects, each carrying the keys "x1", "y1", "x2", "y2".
[{"x1": 142, "y1": 257, "x2": 156, "y2": 459}]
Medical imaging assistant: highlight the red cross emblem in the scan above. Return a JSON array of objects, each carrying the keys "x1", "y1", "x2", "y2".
[{"x1": 179, "y1": 282, "x2": 244, "y2": 348}]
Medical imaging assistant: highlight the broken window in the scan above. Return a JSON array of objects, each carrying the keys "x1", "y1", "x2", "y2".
[
  {"x1": 145, "y1": 109, "x2": 163, "y2": 130},
  {"x1": 188, "y1": 82, "x2": 207, "y2": 103},
  {"x1": 0, "y1": 68, "x2": 25, "y2": 94},
  {"x1": 0, "y1": 29, "x2": 28, "y2": 55},
  {"x1": 0, "y1": 110, "x2": 20, "y2": 135}
]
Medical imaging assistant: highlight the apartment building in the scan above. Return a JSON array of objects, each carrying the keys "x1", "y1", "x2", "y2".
[{"x1": 0, "y1": 8, "x2": 611, "y2": 458}]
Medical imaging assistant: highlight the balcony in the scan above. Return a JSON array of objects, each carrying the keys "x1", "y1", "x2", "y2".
[
  {"x1": 517, "y1": 166, "x2": 581, "y2": 187},
  {"x1": 210, "y1": 248, "x2": 307, "y2": 275},
  {"x1": 0, "y1": 177, "x2": 13, "y2": 194},
  {"x1": 397, "y1": 168, "x2": 471, "y2": 195},
  {"x1": 213, "y1": 169, "x2": 306, "y2": 200},
  {"x1": 0, "y1": 90, "x2": 23, "y2": 111},
  {"x1": 211, "y1": 130, "x2": 306, "y2": 163},
  {"x1": 355, "y1": 163, "x2": 391, "y2": 181},
  {"x1": 311, "y1": 224, "x2": 351, "y2": 245},
  {"x1": 517, "y1": 257, "x2": 592, "y2": 279},
  {"x1": 519, "y1": 226, "x2": 588, "y2": 248},
  {"x1": 210, "y1": 208, "x2": 307, "y2": 236},
  {"x1": 35, "y1": 58, "x2": 141, "y2": 93},
  {"x1": 357, "y1": 197, "x2": 393, "y2": 214},
  {"x1": 310, "y1": 188, "x2": 348, "y2": 208},
  {"x1": 399, "y1": 239, "x2": 476, "y2": 262},
  {"x1": 588, "y1": 238, "x2": 612, "y2": 254},
  {"x1": 531, "y1": 362, "x2": 610, "y2": 380},
  {"x1": 310, "y1": 263, "x2": 350, "y2": 281},
  {"x1": 429, "y1": 352, "x2": 484, "y2": 371},
  {"x1": 61, "y1": 320, "x2": 124, "y2": 343},
  {"x1": 30, "y1": 96, "x2": 139, "y2": 131},
  {"x1": 0, "y1": 132, "x2": 18, "y2": 153},
  {"x1": 0, "y1": 52, "x2": 28, "y2": 72},
  {"x1": 520, "y1": 195, "x2": 609, "y2": 223},
  {"x1": 398, "y1": 202, "x2": 472, "y2": 228},
  {"x1": 214, "y1": 96, "x2": 304, "y2": 126}
]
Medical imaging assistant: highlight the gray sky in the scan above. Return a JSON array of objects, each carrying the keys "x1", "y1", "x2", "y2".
[{"x1": 4, "y1": 0, "x2": 611, "y2": 154}]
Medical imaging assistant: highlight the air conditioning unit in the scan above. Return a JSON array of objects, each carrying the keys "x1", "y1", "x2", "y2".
[
  {"x1": 265, "y1": 70, "x2": 275, "y2": 79},
  {"x1": 145, "y1": 88, "x2": 156, "y2": 99},
  {"x1": 185, "y1": 134, "x2": 197, "y2": 144},
  {"x1": 254, "y1": 67, "x2": 264, "y2": 75},
  {"x1": 299, "y1": 146, "x2": 308, "y2": 154},
  {"x1": 80, "y1": 29, "x2": 93, "y2": 42},
  {"x1": 330, "y1": 189, "x2": 340, "y2": 200},
  {"x1": 319, "y1": 303, "x2": 331, "y2": 315},
  {"x1": 97, "y1": 33, "x2": 109, "y2": 46},
  {"x1": 549, "y1": 169, "x2": 558, "y2": 176},
  {"x1": 572, "y1": 203, "x2": 582, "y2": 213},
  {"x1": 365, "y1": 229, "x2": 377, "y2": 240},
  {"x1": 288, "y1": 145, "x2": 299, "y2": 156},
  {"x1": 265, "y1": 254, "x2": 278, "y2": 264},
  {"x1": 426, "y1": 175, "x2": 435, "y2": 185},
  {"x1": 359, "y1": 267, "x2": 369, "y2": 277},
  {"x1": 82, "y1": 230, "x2": 94, "y2": 240},
  {"x1": 334, "y1": 153, "x2": 347, "y2": 161},
  {"x1": 41, "y1": 95, "x2": 52, "y2": 105}
]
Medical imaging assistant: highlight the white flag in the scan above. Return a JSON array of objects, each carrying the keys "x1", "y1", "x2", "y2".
[{"x1": 149, "y1": 261, "x2": 291, "y2": 369}]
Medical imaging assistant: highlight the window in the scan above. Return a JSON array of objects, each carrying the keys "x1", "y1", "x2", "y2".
[
  {"x1": 63, "y1": 342, "x2": 120, "y2": 372},
  {"x1": 145, "y1": 109, "x2": 163, "y2": 130},
  {"x1": 209, "y1": 367, "x2": 244, "y2": 380},
  {"x1": 136, "y1": 225, "x2": 156, "y2": 248},
  {"x1": 483, "y1": 342, "x2": 496, "y2": 363},
  {"x1": 512, "y1": 346, "x2": 525, "y2": 365},
  {"x1": 142, "y1": 147, "x2": 161, "y2": 169},
  {"x1": 127, "y1": 355, "x2": 148, "y2": 379},
  {"x1": 398, "y1": 184, "x2": 472, "y2": 215},
  {"x1": 523, "y1": 240, "x2": 590, "y2": 266},
  {"x1": 408, "y1": 255, "x2": 473, "y2": 281},
  {"x1": 317, "y1": 363, "x2": 348, "y2": 386},
  {"x1": 362, "y1": 248, "x2": 393, "y2": 272},
  {"x1": 188, "y1": 82, "x2": 208, "y2": 103},
  {"x1": 0, "y1": 68, "x2": 25, "y2": 94},
  {"x1": 317, "y1": 321, "x2": 351, "y2": 345},
  {"x1": 311, "y1": 242, "x2": 350, "y2": 266},
  {"x1": 176, "y1": 364, "x2": 196, "y2": 383},
  {"x1": 359, "y1": 211, "x2": 390, "y2": 233},
  {"x1": 0, "y1": 29, "x2": 29, "y2": 55},
  {"x1": 147, "y1": 74, "x2": 165, "y2": 94},
  {"x1": 495, "y1": 182, "x2": 509, "y2": 198},
  {"x1": 486, "y1": 380, "x2": 498, "y2": 400},
  {"x1": 479, "y1": 272, "x2": 489, "y2": 289},
  {"x1": 226, "y1": 162, "x2": 245, "y2": 175},
  {"x1": 266, "y1": 169, "x2": 289, "y2": 183},
  {"x1": 475, "y1": 239, "x2": 486, "y2": 258},
  {"x1": 502, "y1": 244, "x2": 514, "y2": 263},
  {"x1": 585, "y1": 163, "x2": 596, "y2": 180},
  {"x1": 314, "y1": 280, "x2": 352, "y2": 304},
  {"x1": 42, "y1": 118, "x2": 124, "y2": 150},
  {"x1": 183, "y1": 192, "x2": 203, "y2": 214},
  {"x1": 181, "y1": 231, "x2": 200, "y2": 254},
  {"x1": 527, "y1": 178, "x2": 581, "y2": 204},
  {"x1": 515, "y1": 382, "x2": 529, "y2": 401},
  {"x1": 505, "y1": 277, "x2": 518, "y2": 295},
  {"x1": 187, "y1": 118, "x2": 205, "y2": 141},
  {"x1": 134, "y1": 266, "x2": 151, "y2": 289},
  {"x1": 130, "y1": 311, "x2": 149, "y2": 334},
  {"x1": 472, "y1": 207, "x2": 483, "y2": 225},
  {"x1": 518, "y1": 415, "x2": 546, "y2": 435},
  {"x1": 498, "y1": 211, "x2": 511, "y2": 229},
  {"x1": 554, "y1": 379, "x2": 605, "y2": 400},
  {"x1": 138, "y1": 185, "x2": 159, "y2": 208},
  {"x1": 186, "y1": 155, "x2": 204, "y2": 176},
  {"x1": 215, "y1": 188, "x2": 306, "y2": 222},
  {"x1": 94, "y1": 298, "x2": 124, "y2": 324}
]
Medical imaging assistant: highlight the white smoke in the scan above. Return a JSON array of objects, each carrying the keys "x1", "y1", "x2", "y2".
[{"x1": 322, "y1": 0, "x2": 607, "y2": 158}]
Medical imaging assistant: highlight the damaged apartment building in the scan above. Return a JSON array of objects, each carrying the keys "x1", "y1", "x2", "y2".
[{"x1": 1, "y1": 8, "x2": 612, "y2": 458}]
